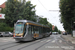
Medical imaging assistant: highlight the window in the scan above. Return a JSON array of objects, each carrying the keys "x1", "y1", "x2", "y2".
[{"x1": 15, "y1": 24, "x2": 24, "y2": 34}]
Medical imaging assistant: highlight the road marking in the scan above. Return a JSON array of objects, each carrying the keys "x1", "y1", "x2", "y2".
[
  {"x1": 61, "y1": 46, "x2": 74, "y2": 49},
  {"x1": 46, "y1": 40, "x2": 51, "y2": 42},
  {"x1": 72, "y1": 41, "x2": 75, "y2": 44},
  {"x1": 40, "y1": 40, "x2": 45, "y2": 42},
  {"x1": 0, "y1": 38, "x2": 15, "y2": 42},
  {"x1": 36, "y1": 40, "x2": 40, "y2": 41},
  {"x1": 59, "y1": 40, "x2": 62, "y2": 43},
  {"x1": 40, "y1": 40, "x2": 46, "y2": 42},
  {"x1": 52, "y1": 40, "x2": 55, "y2": 43},
  {"x1": 45, "y1": 46, "x2": 74, "y2": 49},
  {"x1": 45, "y1": 46, "x2": 59, "y2": 48},
  {"x1": 3, "y1": 39, "x2": 8, "y2": 40}
]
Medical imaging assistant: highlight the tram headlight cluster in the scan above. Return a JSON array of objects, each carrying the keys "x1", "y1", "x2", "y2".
[{"x1": 20, "y1": 36, "x2": 23, "y2": 37}]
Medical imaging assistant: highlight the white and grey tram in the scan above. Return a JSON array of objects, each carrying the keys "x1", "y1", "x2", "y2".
[{"x1": 13, "y1": 20, "x2": 51, "y2": 41}]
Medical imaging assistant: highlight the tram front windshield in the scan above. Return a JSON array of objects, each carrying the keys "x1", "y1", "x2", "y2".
[{"x1": 15, "y1": 24, "x2": 24, "y2": 34}]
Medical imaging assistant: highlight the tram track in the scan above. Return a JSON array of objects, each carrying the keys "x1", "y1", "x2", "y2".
[
  {"x1": 34, "y1": 35, "x2": 75, "y2": 50},
  {"x1": 1, "y1": 37, "x2": 52, "y2": 50},
  {"x1": 59, "y1": 36, "x2": 75, "y2": 50},
  {"x1": 55, "y1": 35, "x2": 75, "y2": 50},
  {"x1": 0, "y1": 42, "x2": 15, "y2": 47},
  {"x1": 35, "y1": 39, "x2": 53, "y2": 50},
  {"x1": 60, "y1": 36, "x2": 73, "y2": 46},
  {"x1": 18, "y1": 37, "x2": 52, "y2": 50}
]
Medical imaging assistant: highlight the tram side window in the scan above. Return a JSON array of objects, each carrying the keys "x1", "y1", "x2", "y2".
[
  {"x1": 28, "y1": 25, "x2": 32, "y2": 34},
  {"x1": 34, "y1": 26, "x2": 39, "y2": 34},
  {"x1": 31, "y1": 25, "x2": 34, "y2": 34},
  {"x1": 39, "y1": 27, "x2": 42, "y2": 34},
  {"x1": 42, "y1": 27, "x2": 45, "y2": 33}
]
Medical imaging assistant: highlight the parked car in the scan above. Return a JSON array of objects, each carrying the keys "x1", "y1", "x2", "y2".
[
  {"x1": 3, "y1": 32, "x2": 13, "y2": 37},
  {"x1": 52, "y1": 32, "x2": 58, "y2": 35},
  {"x1": 50, "y1": 32, "x2": 52, "y2": 35},
  {"x1": 0, "y1": 32, "x2": 4, "y2": 37},
  {"x1": 63, "y1": 33, "x2": 67, "y2": 35}
]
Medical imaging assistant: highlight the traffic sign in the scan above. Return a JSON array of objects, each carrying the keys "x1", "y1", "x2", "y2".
[{"x1": 0, "y1": 14, "x2": 5, "y2": 19}]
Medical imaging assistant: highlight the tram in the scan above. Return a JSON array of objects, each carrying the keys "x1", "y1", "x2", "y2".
[{"x1": 13, "y1": 20, "x2": 51, "y2": 41}]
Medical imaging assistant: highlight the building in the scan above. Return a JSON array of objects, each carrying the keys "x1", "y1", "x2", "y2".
[
  {"x1": 0, "y1": 2, "x2": 6, "y2": 11},
  {"x1": 0, "y1": 0, "x2": 25, "y2": 11},
  {"x1": 52, "y1": 25, "x2": 55, "y2": 30}
]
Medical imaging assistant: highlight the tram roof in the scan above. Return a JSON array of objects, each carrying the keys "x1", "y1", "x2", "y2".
[{"x1": 17, "y1": 20, "x2": 49, "y2": 28}]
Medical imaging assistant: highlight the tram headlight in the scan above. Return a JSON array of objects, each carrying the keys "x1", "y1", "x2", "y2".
[
  {"x1": 20, "y1": 36, "x2": 23, "y2": 37},
  {"x1": 13, "y1": 34, "x2": 15, "y2": 37}
]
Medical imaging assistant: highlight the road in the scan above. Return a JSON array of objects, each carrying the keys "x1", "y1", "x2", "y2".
[{"x1": 0, "y1": 35, "x2": 75, "y2": 50}]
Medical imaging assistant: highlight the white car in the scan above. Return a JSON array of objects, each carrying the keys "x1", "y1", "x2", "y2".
[{"x1": 3, "y1": 32, "x2": 13, "y2": 37}]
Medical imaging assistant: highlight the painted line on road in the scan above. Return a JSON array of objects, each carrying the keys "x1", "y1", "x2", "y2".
[
  {"x1": 51, "y1": 40, "x2": 55, "y2": 43},
  {"x1": 59, "y1": 40, "x2": 62, "y2": 43},
  {"x1": 72, "y1": 41, "x2": 75, "y2": 44},
  {"x1": 46, "y1": 40, "x2": 51, "y2": 42},
  {"x1": 40, "y1": 40, "x2": 46, "y2": 42},
  {"x1": 45, "y1": 46, "x2": 74, "y2": 49}
]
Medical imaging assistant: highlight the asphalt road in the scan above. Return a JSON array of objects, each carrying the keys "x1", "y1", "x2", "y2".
[{"x1": 0, "y1": 35, "x2": 75, "y2": 50}]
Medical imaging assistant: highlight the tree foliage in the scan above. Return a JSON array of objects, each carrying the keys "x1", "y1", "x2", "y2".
[
  {"x1": 0, "y1": 23, "x2": 13, "y2": 32},
  {"x1": 58, "y1": 30, "x2": 61, "y2": 34},
  {"x1": 54, "y1": 26, "x2": 58, "y2": 32},
  {"x1": 0, "y1": 0, "x2": 37, "y2": 31},
  {"x1": 4, "y1": 0, "x2": 36, "y2": 27},
  {"x1": 38, "y1": 17, "x2": 48, "y2": 25},
  {"x1": 48, "y1": 23, "x2": 52, "y2": 31},
  {"x1": 0, "y1": 0, "x2": 60, "y2": 32},
  {"x1": 59, "y1": 0, "x2": 75, "y2": 32},
  {"x1": 52, "y1": 26, "x2": 58, "y2": 32}
]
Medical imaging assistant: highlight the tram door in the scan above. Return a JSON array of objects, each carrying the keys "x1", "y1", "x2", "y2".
[{"x1": 28, "y1": 25, "x2": 34, "y2": 36}]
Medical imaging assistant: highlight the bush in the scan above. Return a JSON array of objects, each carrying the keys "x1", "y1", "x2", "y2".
[{"x1": 0, "y1": 23, "x2": 14, "y2": 32}]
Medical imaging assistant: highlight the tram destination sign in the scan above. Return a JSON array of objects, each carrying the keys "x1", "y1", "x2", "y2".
[{"x1": 0, "y1": 14, "x2": 5, "y2": 19}]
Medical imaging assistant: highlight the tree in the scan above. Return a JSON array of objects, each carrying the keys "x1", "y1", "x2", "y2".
[
  {"x1": 4, "y1": 0, "x2": 36, "y2": 27},
  {"x1": 53, "y1": 26, "x2": 58, "y2": 32},
  {"x1": 0, "y1": 23, "x2": 13, "y2": 31},
  {"x1": 38, "y1": 17, "x2": 48, "y2": 25},
  {"x1": 4, "y1": 0, "x2": 20, "y2": 27},
  {"x1": 58, "y1": 30, "x2": 61, "y2": 34},
  {"x1": 59, "y1": 0, "x2": 75, "y2": 33},
  {"x1": 22, "y1": 1, "x2": 36, "y2": 22},
  {"x1": 48, "y1": 22, "x2": 52, "y2": 31}
]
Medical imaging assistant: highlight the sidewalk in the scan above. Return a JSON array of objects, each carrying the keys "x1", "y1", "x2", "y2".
[{"x1": 61, "y1": 34, "x2": 75, "y2": 44}]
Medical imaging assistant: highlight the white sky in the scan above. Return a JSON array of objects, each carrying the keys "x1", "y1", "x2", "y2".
[{"x1": 0, "y1": 0, "x2": 65, "y2": 31}]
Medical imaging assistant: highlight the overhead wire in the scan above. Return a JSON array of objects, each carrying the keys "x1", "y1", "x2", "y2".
[
  {"x1": 37, "y1": 0, "x2": 59, "y2": 24},
  {"x1": 29, "y1": 0, "x2": 64, "y2": 30},
  {"x1": 37, "y1": 0, "x2": 60, "y2": 19},
  {"x1": 37, "y1": 0, "x2": 54, "y2": 18},
  {"x1": 29, "y1": 0, "x2": 60, "y2": 26}
]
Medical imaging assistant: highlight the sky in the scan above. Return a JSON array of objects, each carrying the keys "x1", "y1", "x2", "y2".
[{"x1": 0, "y1": 0, "x2": 65, "y2": 31}]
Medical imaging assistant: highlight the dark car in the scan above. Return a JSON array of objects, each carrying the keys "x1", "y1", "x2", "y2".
[
  {"x1": 0, "y1": 33, "x2": 2, "y2": 37},
  {"x1": 50, "y1": 32, "x2": 52, "y2": 35},
  {"x1": 63, "y1": 33, "x2": 67, "y2": 35}
]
